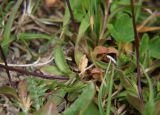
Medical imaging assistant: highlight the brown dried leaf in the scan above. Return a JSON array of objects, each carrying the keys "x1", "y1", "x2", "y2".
[
  {"x1": 78, "y1": 55, "x2": 88, "y2": 73},
  {"x1": 90, "y1": 15, "x2": 94, "y2": 30},
  {"x1": 138, "y1": 26, "x2": 160, "y2": 33},
  {"x1": 94, "y1": 46, "x2": 118, "y2": 56},
  {"x1": 18, "y1": 80, "x2": 27, "y2": 98},
  {"x1": 18, "y1": 80, "x2": 32, "y2": 112},
  {"x1": 90, "y1": 68, "x2": 103, "y2": 81},
  {"x1": 20, "y1": 96, "x2": 32, "y2": 112},
  {"x1": 91, "y1": 68, "x2": 102, "y2": 74},
  {"x1": 33, "y1": 101, "x2": 60, "y2": 115}
]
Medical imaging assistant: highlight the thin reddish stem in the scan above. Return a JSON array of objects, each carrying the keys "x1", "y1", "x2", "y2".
[
  {"x1": 130, "y1": 0, "x2": 143, "y2": 102},
  {"x1": 0, "y1": 45, "x2": 13, "y2": 87},
  {"x1": 0, "y1": 64, "x2": 69, "y2": 80},
  {"x1": 66, "y1": 0, "x2": 78, "y2": 32}
]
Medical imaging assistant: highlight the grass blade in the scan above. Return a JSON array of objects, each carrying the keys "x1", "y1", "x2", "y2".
[
  {"x1": 17, "y1": 33, "x2": 53, "y2": 40},
  {"x1": 2, "y1": 0, "x2": 23, "y2": 54},
  {"x1": 141, "y1": 65, "x2": 155, "y2": 115},
  {"x1": 106, "y1": 64, "x2": 114, "y2": 115},
  {"x1": 98, "y1": 60, "x2": 112, "y2": 115}
]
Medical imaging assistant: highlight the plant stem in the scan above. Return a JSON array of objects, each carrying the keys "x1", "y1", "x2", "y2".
[
  {"x1": 65, "y1": 0, "x2": 78, "y2": 32},
  {"x1": 0, "y1": 45, "x2": 13, "y2": 87},
  {"x1": 99, "y1": 0, "x2": 111, "y2": 40},
  {"x1": 130, "y1": 0, "x2": 143, "y2": 102},
  {"x1": 0, "y1": 64, "x2": 69, "y2": 80}
]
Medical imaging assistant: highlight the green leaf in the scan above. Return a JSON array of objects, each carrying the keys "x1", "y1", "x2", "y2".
[
  {"x1": 149, "y1": 36, "x2": 160, "y2": 59},
  {"x1": 106, "y1": 65, "x2": 114, "y2": 115},
  {"x1": 118, "y1": 70, "x2": 135, "y2": 92},
  {"x1": 69, "y1": 0, "x2": 88, "y2": 22},
  {"x1": 63, "y1": 82, "x2": 95, "y2": 115},
  {"x1": 61, "y1": 0, "x2": 84, "y2": 37},
  {"x1": 135, "y1": 0, "x2": 144, "y2": 21},
  {"x1": 143, "y1": 101, "x2": 155, "y2": 115},
  {"x1": 49, "y1": 89, "x2": 66, "y2": 105},
  {"x1": 73, "y1": 0, "x2": 86, "y2": 22},
  {"x1": 92, "y1": 0, "x2": 100, "y2": 38},
  {"x1": 75, "y1": 14, "x2": 90, "y2": 65},
  {"x1": 108, "y1": 14, "x2": 134, "y2": 42},
  {"x1": 127, "y1": 94, "x2": 144, "y2": 113},
  {"x1": 74, "y1": 49, "x2": 84, "y2": 67},
  {"x1": 81, "y1": 102, "x2": 100, "y2": 115},
  {"x1": 62, "y1": 3, "x2": 70, "y2": 31},
  {"x1": 40, "y1": 66, "x2": 64, "y2": 76},
  {"x1": 140, "y1": 34, "x2": 150, "y2": 67},
  {"x1": 54, "y1": 45, "x2": 72, "y2": 75},
  {"x1": 17, "y1": 33, "x2": 52, "y2": 40},
  {"x1": 95, "y1": 60, "x2": 109, "y2": 69},
  {"x1": 142, "y1": 66, "x2": 155, "y2": 115},
  {"x1": 140, "y1": 34, "x2": 149, "y2": 57},
  {"x1": 64, "y1": 81, "x2": 85, "y2": 93},
  {"x1": 77, "y1": 14, "x2": 90, "y2": 39}
]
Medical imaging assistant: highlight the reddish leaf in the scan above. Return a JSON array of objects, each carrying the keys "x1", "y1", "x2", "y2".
[
  {"x1": 90, "y1": 68, "x2": 103, "y2": 81},
  {"x1": 94, "y1": 46, "x2": 118, "y2": 56},
  {"x1": 45, "y1": 0, "x2": 59, "y2": 7}
]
